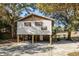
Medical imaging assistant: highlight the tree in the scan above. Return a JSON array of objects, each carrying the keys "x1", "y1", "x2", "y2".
[
  {"x1": 0, "y1": 3, "x2": 34, "y2": 39},
  {"x1": 36, "y1": 3, "x2": 79, "y2": 40}
]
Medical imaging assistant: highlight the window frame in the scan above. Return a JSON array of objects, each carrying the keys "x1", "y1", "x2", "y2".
[
  {"x1": 35, "y1": 22, "x2": 43, "y2": 26},
  {"x1": 24, "y1": 22, "x2": 31, "y2": 26},
  {"x1": 41, "y1": 26, "x2": 47, "y2": 30}
]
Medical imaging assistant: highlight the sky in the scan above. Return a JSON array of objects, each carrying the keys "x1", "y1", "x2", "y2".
[{"x1": 20, "y1": 7, "x2": 43, "y2": 17}]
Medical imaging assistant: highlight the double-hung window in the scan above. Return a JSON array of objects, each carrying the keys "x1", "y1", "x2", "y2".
[
  {"x1": 35, "y1": 22, "x2": 43, "y2": 26},
  {"x1": 24, "y1": 22, "x2": 31, "y2": 26}
]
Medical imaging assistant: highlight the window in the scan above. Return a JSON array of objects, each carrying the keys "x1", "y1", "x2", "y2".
[
  {"x1": 24, "y1": 22, "x2": 31, "y2": 26},
  {"x1": 41, "y1": 26, "x2": 47, "y2": 30},
  {"x1": 35, "y1": 22, "x2": 43, "y2": 26}
]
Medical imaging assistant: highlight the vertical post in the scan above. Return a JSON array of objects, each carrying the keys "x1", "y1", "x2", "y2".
[
  {"x1": 17, "y1": 35, "x2": 20, "y2": 43},
  {"x1": 40, "y1": 35, "x2": 43, "y2": 41},
  {"x1": 50, "y1": 35, "x2": 52, "y2": 45},
  {"x1": 49, "y1": 35, "x2": 52, "y2": 56},
  {"x1": 22, "y1": 35, "x2": 24, "y2": 41},
  {"x1": 35, "y1": 35, "x2": 37, "y2": 42},
  {"x1": 32, "y1": 35, "x2": 34, "y2": 44}
]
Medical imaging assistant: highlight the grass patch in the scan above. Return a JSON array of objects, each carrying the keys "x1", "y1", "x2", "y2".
[{"x1": 68, "y1": 52, "x2": 79, "y2": 56}]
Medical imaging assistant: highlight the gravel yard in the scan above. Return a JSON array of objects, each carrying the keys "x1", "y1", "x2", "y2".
[{"x1": 0, "y1": 40, "x2": 79, "y2": 56}]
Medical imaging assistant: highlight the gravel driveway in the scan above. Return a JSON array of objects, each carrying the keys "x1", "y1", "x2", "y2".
[{"x1": 0, "y1": 40, "x2": 79, "y2": 56}]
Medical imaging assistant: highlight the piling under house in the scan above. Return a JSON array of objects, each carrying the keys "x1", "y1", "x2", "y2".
[{"x1": 17, "y1": 13, "x2": 54, "y2": 44}]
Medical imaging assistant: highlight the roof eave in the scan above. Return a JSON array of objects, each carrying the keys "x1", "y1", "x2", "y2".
[{"x1": 15, "y1": 13, "x2": 55, "y2": 22}]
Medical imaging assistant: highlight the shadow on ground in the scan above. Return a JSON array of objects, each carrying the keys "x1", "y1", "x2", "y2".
[
  {"x1": 0, "y1": 42, "x2": 54, "y2": 56},
  {"x1": 54, "y1": 39, "x2": 79, "y2": 44}
]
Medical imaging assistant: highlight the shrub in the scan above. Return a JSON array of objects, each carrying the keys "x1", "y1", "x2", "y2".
[{"x1": 0, "y1": 33, "x2": 12, "y2": 40}]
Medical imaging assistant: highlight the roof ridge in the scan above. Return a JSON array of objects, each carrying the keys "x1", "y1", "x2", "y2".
[{"x1": 15, "y1": 13, "x2": 55, "y2": 22}]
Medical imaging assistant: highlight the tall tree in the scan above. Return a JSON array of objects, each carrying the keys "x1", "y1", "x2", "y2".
[
  {"x1": 0, "y1": 3, "x2": 34, "y2": 39},
  {"x1": 36, "y1": 3, "x2": 79, "y2": 40}
]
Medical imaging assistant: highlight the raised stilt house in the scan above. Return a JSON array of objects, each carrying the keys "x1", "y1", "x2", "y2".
[{"x1": 17, "y1": 13, "x2": 54, "y2": 44}]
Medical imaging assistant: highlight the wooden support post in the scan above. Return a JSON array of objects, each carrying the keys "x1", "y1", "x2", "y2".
[
  {"x1": 35, "y1": 35, "x2": 37, "y2": 42},
  {"x1": 32, "y1": 35, "x2": 34, "y2": 44},
  {"x1": 50, "y1": 35, "x2": 52, "y2": 45},
  {"x1": 23, "y1": 35, "x2": 24, "y2": 41},
  {"x1": 17, "y1": 35, "x2": 20, "y2": 43},
  {"x1": 40, "y1": 35, "x2": 43, "y2": 41}
]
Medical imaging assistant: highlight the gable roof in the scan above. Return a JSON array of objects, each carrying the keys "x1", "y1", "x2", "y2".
[{"x1": 16, "y1": 13, "x2": 54, "y2": 22}]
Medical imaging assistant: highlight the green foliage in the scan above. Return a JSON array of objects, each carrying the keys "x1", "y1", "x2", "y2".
[
  {"x1": 0, "y1": 33, "x2": 12, "y2": 40},
  {"x1": 0, "y1": 4, "x2": 33, "y2": 39}
]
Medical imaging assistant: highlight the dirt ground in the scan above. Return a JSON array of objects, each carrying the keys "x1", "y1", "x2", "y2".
[{"x1": 0, "y1": 40, "x2": 79, "y2": 56}]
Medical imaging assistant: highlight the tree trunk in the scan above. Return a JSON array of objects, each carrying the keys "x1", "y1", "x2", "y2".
[
  {"x1": 67, "y1": 30, "x2": 72, "y2": 40},
  {"x1": 11, "y1": 25, "x2": 14, "y2": 39}
]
